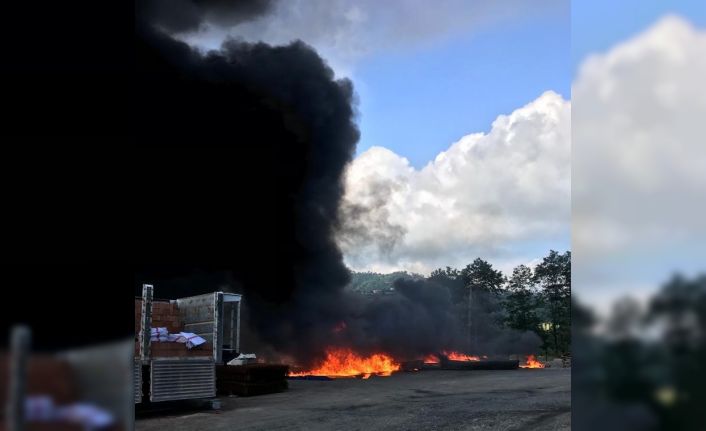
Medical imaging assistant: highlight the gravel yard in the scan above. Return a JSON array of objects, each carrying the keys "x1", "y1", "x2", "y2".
[{"x1": 136, "y1": 368, "x2": 570, "y2": 431}]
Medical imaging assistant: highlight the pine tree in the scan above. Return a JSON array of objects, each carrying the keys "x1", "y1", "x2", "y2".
[
  {"x1": 533, "y1": 250, "x2": 571, "y2": 355},
  {"x1": 461, "y1": 258, "x2": 505, "y2": 294},
  {"x1": 504, "y1": 264, "x2": 540, "y2": 335}
]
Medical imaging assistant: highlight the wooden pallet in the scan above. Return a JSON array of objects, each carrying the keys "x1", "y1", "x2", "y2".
[{"x1": 216, "y1": 364, "x2": 289, "y2": 382}]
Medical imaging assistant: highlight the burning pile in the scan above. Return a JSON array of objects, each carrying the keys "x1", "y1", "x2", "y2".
[
  {"x1": 445, "y1": 352, "x2": 482, "y2": 361},
  {"x1": 520, "y1": 354, "x2": 545, "y2": 369},
  {"x1": 423, "y1": 351, "x2": 485, "y2": 364},
  {"x1": 287, "y1": 349, "x2": 536, "y2": 377},
  {"x1": 288, "y1": 348, "x2": 401, "y2": 379}
]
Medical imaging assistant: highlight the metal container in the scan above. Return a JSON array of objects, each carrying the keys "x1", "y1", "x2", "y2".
[{"x1": 136, "y1": 284, "x2": 242, "y2": 403}]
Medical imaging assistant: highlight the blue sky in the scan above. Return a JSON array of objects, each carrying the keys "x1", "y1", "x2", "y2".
[{"x1": 354, "y1": 4, "x2": 570, "y2": 168}]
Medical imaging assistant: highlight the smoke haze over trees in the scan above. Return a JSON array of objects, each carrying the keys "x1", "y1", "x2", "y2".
[{"x1": 348, "y1": 250, "x2": 572, "y2": 358}]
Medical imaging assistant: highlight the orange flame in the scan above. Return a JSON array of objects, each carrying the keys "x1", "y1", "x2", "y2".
[
  {"x1": 520, "y1": 354, "x2": 545, "y2": 368},
  {"x1": 288, "y1": 348, "x2": 400, "y2": 379},
  {"x1": 444, "y1": 351, "x2": 481, "y2": 361},
  {"x1": 423, "y1": 351, "x2": 484, "y2": 363}
]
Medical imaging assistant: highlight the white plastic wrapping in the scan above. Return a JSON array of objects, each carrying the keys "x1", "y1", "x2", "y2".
[
  {"x1": 174, "y1": 332, "x2": 206, "y2": 349},
  {"x1": 150, "y1": 327, "x2": 169, "y2": 342}
]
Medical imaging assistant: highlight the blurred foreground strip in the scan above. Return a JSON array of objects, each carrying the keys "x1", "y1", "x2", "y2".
[
  {"x1": 2, "y1": 325, "x2": 132, "y2": 431},
  {"x1": 573, "y1": 13, "x2": 706, "y2": 430}
]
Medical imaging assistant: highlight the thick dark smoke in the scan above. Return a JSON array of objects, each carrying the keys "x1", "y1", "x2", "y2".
[
  {"x1": 138, "y1": 0, "x2": 277, "y2": 33},
  {"x1": 340, "y1": 279, "x2": 540, "y2": 359},
  {"x1": 135, "y1": 0, "x2": 358, "y2": 364},
  {"x1": 468, "y1": 289, "x2": 543, "y2": 355},
  {"x1": 299, "y1": 278, "x2": 541, "y2": 362},
  {"x1": 340, "y1": 279, "x2": 466, "y2": 359},
  {"x1": 134, "y1": 1, "x2": 539, "y2": 365}
]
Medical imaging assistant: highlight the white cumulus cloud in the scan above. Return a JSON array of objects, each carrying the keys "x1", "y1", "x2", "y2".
[
  {"x1": 572, "y1": 15, "x2": 706, "y2": 306},
  {"x1": 338, "y1": 91, "x2": 571, "y2": 275}
]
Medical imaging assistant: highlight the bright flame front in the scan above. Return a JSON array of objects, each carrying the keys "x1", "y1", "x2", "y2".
[
  {"x1": 520, "y1": 354, "x2": 545, "y2": 368},
  {"x1": 289, "y1": 348, "x2": 401, "y2": 379},
  {"x1": 423, "y1": 351, "x2": 484, "y2": 363},
  {"x1": 444, "y1": 351, "x2": 481, "y2": 361}
]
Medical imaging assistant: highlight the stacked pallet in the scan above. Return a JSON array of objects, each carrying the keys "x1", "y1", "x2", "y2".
[{"x1": 216, "y1": 364, "x2": 289, "y2": 397}]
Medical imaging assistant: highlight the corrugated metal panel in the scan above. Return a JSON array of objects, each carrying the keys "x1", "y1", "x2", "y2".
[
  {"x1": 150, "y1": 359, "x2": 215, "y2": 402},
  {"x1": 182, "y1": 322, "x2": 214, "y2": 335},
  {"x1": 140, "y1": 285, "x2": 153, "y2": 361},
  {"x1": 134, "y1": 359, "x2": 142, "y2": 403},
  {"x1": 177, "y1": 294, "x2": 214, "y2": 324},
  {"x1": 214, "y1": 293, "x2": 223, "y2": 363},
  {"x1": 175, "y1": 291, "x2": 242, "y2": 363}
]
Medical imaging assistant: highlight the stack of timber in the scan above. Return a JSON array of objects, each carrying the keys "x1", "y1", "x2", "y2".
[
  {"x1": 440, "y1": 359, "x2": 519, "y2": 370},
  {"x1": 216, "y1": 364, "x2": 289, "y2": 397}
]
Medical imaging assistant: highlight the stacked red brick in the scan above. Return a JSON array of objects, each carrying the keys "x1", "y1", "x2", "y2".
[
  {"x1": 134, "y1": 299, "x2": 183, "y2": 334},
  {"x1": 134, "y1": 299, "x2": 212, "y2": 358},
  {"x1": 150, "y1": 301, "x2": 183, "y2": 333}
]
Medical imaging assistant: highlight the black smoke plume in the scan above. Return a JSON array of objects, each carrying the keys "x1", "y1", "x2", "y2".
[
  {"x1": 134, "y1": 0, "x2": 359, "y2": 364},
  {"x1": 134, "y1": 1, "x2": 540, "y2": 365}
]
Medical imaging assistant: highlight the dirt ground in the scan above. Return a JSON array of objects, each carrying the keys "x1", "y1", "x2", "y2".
[{"x1": 136, "y1": 368, "x2": 570, "y2": 431}]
